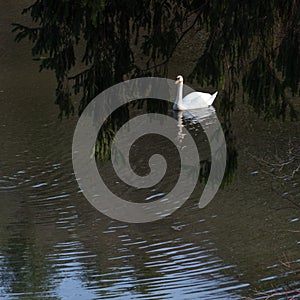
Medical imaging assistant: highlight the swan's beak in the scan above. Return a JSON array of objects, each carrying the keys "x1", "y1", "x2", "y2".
[{"x1": 175, "y1": 79, "x2": 180, "y2": 84}]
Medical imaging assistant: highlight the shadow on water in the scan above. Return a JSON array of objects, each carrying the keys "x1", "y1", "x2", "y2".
[{"x1": 0, "y1": 0, "x2": 299, "y2": 299}]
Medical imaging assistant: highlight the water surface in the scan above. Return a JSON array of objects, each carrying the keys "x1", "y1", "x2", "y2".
[{"x1": 0, "y1": 1, "x2": 299, "y2": 299}]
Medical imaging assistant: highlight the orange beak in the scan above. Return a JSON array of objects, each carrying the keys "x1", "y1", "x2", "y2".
[{"x1": 175, "y1": 79, "x2": 180, "y2": 84}]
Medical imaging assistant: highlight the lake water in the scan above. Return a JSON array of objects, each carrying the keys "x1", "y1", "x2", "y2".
[{"x1": 0, "y1": 1, "x2": 299, "y2": 299}]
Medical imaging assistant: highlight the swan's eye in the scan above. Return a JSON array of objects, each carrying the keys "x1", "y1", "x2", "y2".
[{"x1": 176, "y1": 77, "x2": 180, "y2": 80}]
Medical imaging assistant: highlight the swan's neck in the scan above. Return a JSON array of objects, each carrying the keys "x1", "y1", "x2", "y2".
[{"x1": 175, "y1": 82, "x2": 183, "y2": 108}]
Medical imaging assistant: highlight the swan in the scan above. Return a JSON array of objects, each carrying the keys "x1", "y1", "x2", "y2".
[{"x1": 173, "y1": 75, "x2": 218, "y2": 110}]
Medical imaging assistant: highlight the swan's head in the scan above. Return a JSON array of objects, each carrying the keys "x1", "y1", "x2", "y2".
[{"x1": 175, "y1": 75, "x2": 183, "y2": 84}]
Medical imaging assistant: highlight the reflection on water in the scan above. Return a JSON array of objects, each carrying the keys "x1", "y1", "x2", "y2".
[
  {"x1": 175, "y1": 107, "x2": 237, "y2": 188},
  {"x1": 1, "y1": 1, "x2": 300, "y2": 299},
  {"x1": 174, "y1": 108, "x2": 216, "y2": 142},
  {"x1": 1, "y1": 84, "x2": 299, "y2": 299}
]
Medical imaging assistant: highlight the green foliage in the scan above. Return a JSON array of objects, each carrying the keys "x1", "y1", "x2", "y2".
[
  {"x1": 12, "y1": 0, "x2": 191, "y2": 117},
  {"x1": 243, "y1": 54, "x2": 285, "y2": 120},
  {"x1": 277, "y1": 27, "x2": 300, "y2": 96},
  {"x1": 188, "y1": 0, "x2": 299, "y2": 121}
]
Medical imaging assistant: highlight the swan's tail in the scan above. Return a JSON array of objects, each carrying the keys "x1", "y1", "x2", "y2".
[{"x1": 209, "y1": 91, "x2": 218, "y2": 106}]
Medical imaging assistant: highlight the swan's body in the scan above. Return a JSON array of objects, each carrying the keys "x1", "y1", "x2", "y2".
[{"x1": 173, "y1": 75, "x2": 218, "y2": 110}]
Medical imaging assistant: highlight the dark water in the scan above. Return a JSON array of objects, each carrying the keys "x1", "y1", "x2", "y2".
[{"x1": 1, "y1": 2, "x2": 300, "y2": 300}]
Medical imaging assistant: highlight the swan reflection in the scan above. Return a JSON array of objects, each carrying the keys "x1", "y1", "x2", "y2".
[
  {"x1": 173, "y1": 106, "x2": 227, "y2": 208},
  {"x1": 173, "y1": 106, "x2": 217, "y2": 141}
]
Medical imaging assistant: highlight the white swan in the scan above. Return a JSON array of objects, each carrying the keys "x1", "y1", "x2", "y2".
[{"x1": 173, "y1": 75, "x2": 218, "y2": 110}]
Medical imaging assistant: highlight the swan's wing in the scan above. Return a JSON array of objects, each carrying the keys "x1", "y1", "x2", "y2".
[{"x1": 182, "y1": 92, "x2": 213, "y2": 109}]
